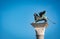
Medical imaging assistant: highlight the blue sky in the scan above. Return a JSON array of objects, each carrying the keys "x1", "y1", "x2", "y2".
[{"x1": 0, "y1": 0, "x2": 60, "y2": 39}]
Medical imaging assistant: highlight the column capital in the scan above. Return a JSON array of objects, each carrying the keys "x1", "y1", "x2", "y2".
[{"x1": 31, "y1": 22, "x2": 48, "y2": 28}]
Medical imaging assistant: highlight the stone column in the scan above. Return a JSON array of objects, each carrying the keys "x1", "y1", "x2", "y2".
[{"x1": 31, "y1": 22, "x2": 48, "y2": 39}]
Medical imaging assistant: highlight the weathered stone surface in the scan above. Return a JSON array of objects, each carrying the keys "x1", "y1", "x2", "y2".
[{"x1": 31, "y1": 22, "x2": 48, "y2": 39}]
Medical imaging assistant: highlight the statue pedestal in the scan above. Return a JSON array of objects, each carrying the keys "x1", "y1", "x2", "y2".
[{"x1": 31, "y1": 22, "x2": 48, "y2": 39}]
